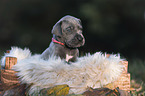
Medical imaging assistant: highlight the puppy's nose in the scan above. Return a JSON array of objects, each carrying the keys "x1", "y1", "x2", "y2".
[{"x1": 76, "y1": 34, "x2": 83, "y2": 41}]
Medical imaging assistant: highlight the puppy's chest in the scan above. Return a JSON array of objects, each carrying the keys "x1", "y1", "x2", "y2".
[
  {"x1": 64, "y1": 50, "x2": 74, "y2": 62},
  {"x1": 59, "y1": 48, "x2": 77, "y2": 62},
  {"x1": 65, "y1": 54, "x2": 73, "y2": 62}
]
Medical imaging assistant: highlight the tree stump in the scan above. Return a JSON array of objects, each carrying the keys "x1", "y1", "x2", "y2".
[
  {"x1": 113, "y1": 61, "x2": 130, "y2": 91},
  {"x1": 0, "y1": 50, "x2": 20, "y2": 92},
  {"x1": 0, "y1": 57, "x2": 19, "y2": 91}
]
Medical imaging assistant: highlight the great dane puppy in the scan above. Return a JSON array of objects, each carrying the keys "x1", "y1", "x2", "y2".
[{"x1": 41, "y1": 15, "x2": 85, "y2": 62}]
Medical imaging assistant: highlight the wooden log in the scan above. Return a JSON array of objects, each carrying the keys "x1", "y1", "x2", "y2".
[
  {"x1": 1, "y1": 69, "x2": 19, "y2": 90},
  {"x1": 0, "y1": 55, "x2": 19, "y2": 91},
  {"x1": 116, "y1": 61, "x2": 130, "y2": 91},
  {"x1": 106, "y1": 54, "x2": 130, "y2": 91},
  {"x1": 121, "y1": 61, "x2": 128, "y2": 73},
  {"x1": 114, "y1": 73, "x2": 130, "y2": 91},
  {"x1": 5, "y1": 57, "x2": 17, "y2": 69}
]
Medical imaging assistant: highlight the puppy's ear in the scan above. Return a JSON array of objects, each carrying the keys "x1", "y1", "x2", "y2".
[
  {"x1": 51, "y1": 21, "x2": 62, "y2": 37},
  {"x1": 78, "y1": 19, "x2": 82, "y2": 25}
]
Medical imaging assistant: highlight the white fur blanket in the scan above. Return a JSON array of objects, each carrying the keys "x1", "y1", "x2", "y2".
[{"x1": 1, "y1": 47, "x2": 124, "y2": 95}]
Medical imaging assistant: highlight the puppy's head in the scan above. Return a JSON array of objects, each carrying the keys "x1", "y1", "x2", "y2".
[{"x1": 52, "y1": 15, "x2": 85, "y2": 48}]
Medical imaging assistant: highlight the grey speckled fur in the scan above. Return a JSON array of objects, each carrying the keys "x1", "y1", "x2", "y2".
[{"x1": 41, "y1": 15, "x2": 85, "y2": 62}]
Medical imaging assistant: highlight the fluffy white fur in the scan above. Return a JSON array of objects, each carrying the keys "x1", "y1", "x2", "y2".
[
  {"x1": 1, "y1": 47, "x2": 124, "y2": 95},
  {"x1": 1, "y1": 47, "x2": 31, "y2": 69}
]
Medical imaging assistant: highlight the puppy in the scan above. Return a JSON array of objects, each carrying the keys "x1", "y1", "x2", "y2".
[{"x1": 41, "y1": 15, "x2": 85, "y2": 62}]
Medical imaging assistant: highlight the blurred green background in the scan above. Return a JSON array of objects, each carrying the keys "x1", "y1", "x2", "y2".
[{"x1": 0, "y1": 0, "x2": 145, "y2": 83}]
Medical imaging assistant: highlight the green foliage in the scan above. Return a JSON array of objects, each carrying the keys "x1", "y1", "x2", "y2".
[
  {"x1": 130, "y1": 80, "x2": 145, "y2": 95},
  {"x1": 0, "y1": 0, "x2": 145, "y2": 58},
  {"x1": 128, "y1": 59, "x2": 145, "y2": 95},
  {"x1": 28, "y1": 84, "x2": 70, "y2": 96},
  {"x1": 129, "y1": 59, "x2": 145, "y2": 82}
]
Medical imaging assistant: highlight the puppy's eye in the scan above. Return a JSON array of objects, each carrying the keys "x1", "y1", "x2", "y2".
[{"x1": 66, "y1": 26, "x2": 73, "y2": 32}]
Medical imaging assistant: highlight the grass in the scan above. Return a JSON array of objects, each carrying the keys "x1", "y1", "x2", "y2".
[
  {"x1": 128, "y1": 59, "x2": 145, "y2": 95},
  {"x1": 129, "y1": 59, "x2": 145, "y2": 82}
]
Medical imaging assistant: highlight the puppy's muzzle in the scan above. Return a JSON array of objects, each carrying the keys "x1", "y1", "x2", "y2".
[{"x1": 75, "y1": 34, "x2": 84, "y2": 42}]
